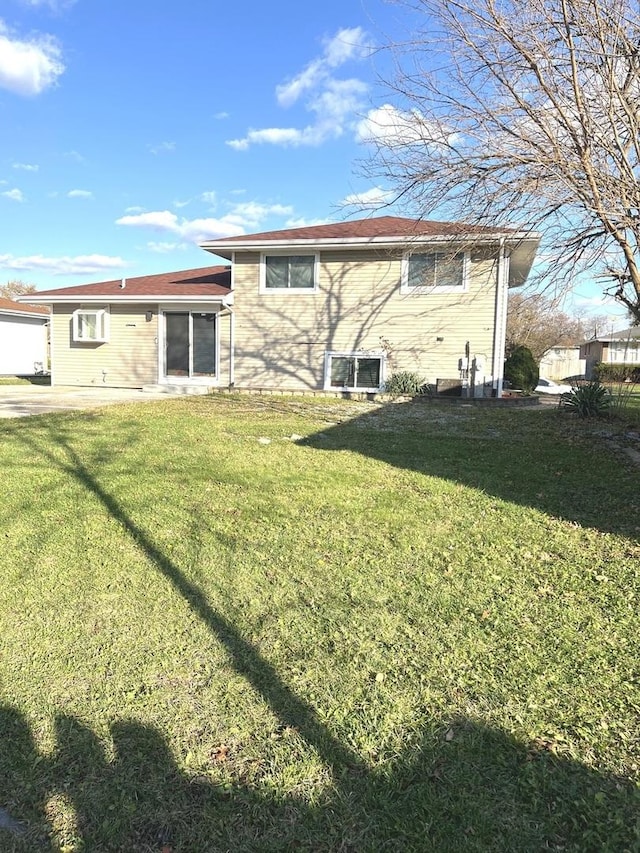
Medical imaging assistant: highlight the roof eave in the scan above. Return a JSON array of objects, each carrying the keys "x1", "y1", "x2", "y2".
[
  {"x1": 18, "y1": 293, "x2": 234, "y2": 305},
  {"x1": 201, "y1": 231, "x2": 540, "y2": 260},
  {"x1": 0, "y1": 307, "x2": 50, "y2": 319}
]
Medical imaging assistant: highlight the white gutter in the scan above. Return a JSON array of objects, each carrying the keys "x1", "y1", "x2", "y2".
[
  {"x1": 16, "y1": 294, "x2": 234, "y2": 306},
  {"x1": 0, "y1": 307, "x2": 49, "y2": 319}
]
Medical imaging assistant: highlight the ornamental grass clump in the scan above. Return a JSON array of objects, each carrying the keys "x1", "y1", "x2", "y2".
[
  {"x1": 384, "y1": 371, "x2": 429, "y2": 397},
  {"x1": 561, "y1": 381, "x2": 611, "y2": 418}
]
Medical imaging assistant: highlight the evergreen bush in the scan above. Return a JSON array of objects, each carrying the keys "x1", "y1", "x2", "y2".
[{"x1": 504, "y1": 346, "x2": 539, "y2": 393}]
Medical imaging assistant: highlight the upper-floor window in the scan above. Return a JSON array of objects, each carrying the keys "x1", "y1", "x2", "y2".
[
  {"x1": 72, "y1": 307, "x2": 109, "y2": 342},
  {"x1": 261, "y1": 254, "x2": 318, "y2": 292},
  {"x1": 401, "y1": 251, "x2": 468, "y2": 294}
]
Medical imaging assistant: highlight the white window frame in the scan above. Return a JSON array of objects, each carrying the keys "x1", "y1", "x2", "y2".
[
  {"x1": 324, "y1": 351, "x2": 385, "y2": 393},
  {"x1": 259, "y1": 252, "x2": 319, "y2": 293},
  {"x1": 400, "y1": 250, "x2": 469, "y2": 294},
  {"x1": 72, "y1": 307, "x2": 110, "y2": 343}
]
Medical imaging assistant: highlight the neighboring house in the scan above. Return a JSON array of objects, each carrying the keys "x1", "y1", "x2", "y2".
[
  {"x1": 0, "y1": 298, "x2": 49, "y2": 375},
  {"x1": 580, "y1": 327, "x2": 640, "y2": 378},
  {"x1": 18, "y1": 216, "x2": 539, "y2": 396},
  {"x1": 539, "y1": 346, "x2": 585, "y2": 381}
]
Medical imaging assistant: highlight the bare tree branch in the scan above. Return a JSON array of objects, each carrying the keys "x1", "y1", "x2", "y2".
[{"x1": 363, "y1": 0, "x2": 640, "y2": 320}]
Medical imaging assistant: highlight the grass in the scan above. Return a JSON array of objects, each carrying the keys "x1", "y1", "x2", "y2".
[
  {"x1": 607, "y1": 384, "x2": 640, "y2": 423},
  {"x1": 0, "y1": 394, "x2": 638, "y2": 852},
  {"x1": 0, "y1": 375, "x2": 51, "y2": 386}
]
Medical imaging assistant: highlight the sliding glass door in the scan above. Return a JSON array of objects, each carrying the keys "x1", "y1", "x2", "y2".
[{"x1": 165, "y1": 312, "x2": 216, "y2": 378}]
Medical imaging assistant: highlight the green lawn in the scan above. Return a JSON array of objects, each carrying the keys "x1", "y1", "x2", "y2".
[
  {"x1": 0, "y1": 375, "x2": 51, "y2": 386},
  {"x1": 0, "y1": 395, "x2": 638, "y2": 852}
]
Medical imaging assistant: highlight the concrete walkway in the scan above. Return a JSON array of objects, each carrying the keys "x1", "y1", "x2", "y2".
[{"x1": 0, "y1": 385, "x2": 169, "y2": 419}]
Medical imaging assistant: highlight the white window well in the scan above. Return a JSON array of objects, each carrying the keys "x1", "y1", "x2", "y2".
[
  {"x1": 261, "y1": 254, "x2": 318, "y2": 292},
  {"x1": 325, "y1": 352, "x2": 384, "y2": 392},
  {"x1": 72, "y1": 307, "x2": 110, "y2": 342},
  {"x1": 401, "y1": 251, "x2": 468, "y2": 294}
]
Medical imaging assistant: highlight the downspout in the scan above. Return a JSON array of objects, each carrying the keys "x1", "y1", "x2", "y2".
[
  {"x1": 492, "y1": 239, "x2": 510, "y2": 398},
  {"x1": 48, "y1": 314, "x2": 55, "y2": 386},
  {"x1": 228, "y1": 305, "x2": 235, "y2": 389}
]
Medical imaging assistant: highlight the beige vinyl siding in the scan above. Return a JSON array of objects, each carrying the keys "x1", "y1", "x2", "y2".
[
  {"x1": 51, "y1": 304, "x2": 158, "y2": 387},
  {"x1": 231, "y1": 248, "x2": 500, "y2": 391}
]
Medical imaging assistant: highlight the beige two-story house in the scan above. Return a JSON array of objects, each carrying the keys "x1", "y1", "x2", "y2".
[{"x1": 20, "y1": 216, "x2": 539, "y2": 396}]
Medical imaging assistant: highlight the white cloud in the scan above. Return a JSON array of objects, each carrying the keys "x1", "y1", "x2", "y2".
[
  {"x1": 67, "y1": 189, "x2": 93, "y2": 199},
  {"x1": 324, "y1": 26, "x2": 371, "y2": 67},
  {"x1": 13, "y1": 162, "x2": 39, "y2": 171},
  {"x1": 201, "y1": 191, "x2": 217, "y2": 207},
  {"x1": 116, "y1": 210, "x2": 181, "y2": 231},
  {"x1": 356, "y1": 104, "x2": 456, "y2": 149},
  {"x1": 147, "y1": 241, "x2": 186, "y2": 254},
  {"x1": 0, "y1": 20, "x2": 65, "y2": 96},
  {"x1": 115, "y1": 210, "x2": 245, "y2": 244},
  {"x1": 180, "y1": 218, "x2": 244, "y2": 243},
  {"x1": 227, "y1": 26, "x2": 371, "y2": 150},
  {"x1": 0, "y1": 253, "x2": 127, "y2": 275},
  {"x1": 340, "y1": 186, "x2": 394, "y2": 208},
  {"x1": 285, "y1": 216, "x2": 331, "y2": 228},
  {"x1": 148, "y1": 141, "x2": 176, "y2": 155},
  {"x1": 116, "y1": 200, "x2": 297, "y2": 244},
  {"x1": 214, "y1": 111, "x2": 229, "y2": 120},
  {"x1": 173, "y1": 198, "x2": 191, "y2": 209},
  {"x1": 276, "y1": 27, "x2": 371, "y2": 107},
  {"x1": 21, "y1": 0, "x2": 77, "y2": 9},
  {"x1": 2, "y1": 188, "x2": 24, "y2": 202},
  {"x1": 224, "y1": 202, "x2": 293, "y2": 228},
  {"x1": 227, "y1": 128, "x2": 304, "y2": 150}
]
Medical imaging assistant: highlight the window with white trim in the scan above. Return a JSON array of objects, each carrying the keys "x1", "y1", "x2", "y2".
[
  {"x1": 401, "y1": 251, "x2": 468, "y2": 293},
  {"x1": 261, "y1": 254, "x2": 317, "y2": 291},
  {"x1": 325, "y1": 352, "x2": 384, "y2": 391},
  {"x1": 72, "y1": 307, "x2": 109, "y2": 342}
]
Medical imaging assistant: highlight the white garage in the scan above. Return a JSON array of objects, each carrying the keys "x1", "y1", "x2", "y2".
[{"x1": 0, "y1": 299, "x2": 49, "y2": 375}]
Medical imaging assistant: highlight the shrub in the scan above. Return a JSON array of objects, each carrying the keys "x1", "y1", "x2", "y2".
[
  {"x1": 561, "y1": 381, "x2": 610, "y2": 418},
  {"x1": 504, "y1": 346, "x2": 539, "y2": 393},
  {"x1": 384, "y1": 371, "x2": 429, "y2": 396},
  {"x1": 593, "y1": 362, "x2": 640, "y2": 383}
]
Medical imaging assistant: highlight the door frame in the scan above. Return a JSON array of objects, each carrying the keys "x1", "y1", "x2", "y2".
[{"x1": 158, "y1": 305, "x2": 221, "y2": 385}]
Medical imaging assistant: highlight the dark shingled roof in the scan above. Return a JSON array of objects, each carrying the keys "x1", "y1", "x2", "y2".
[
  {"x1": 29, "y1": 266, "x2": 231, "y2": 299},
  {"x1": 0, "y1": 297, "x2": 49, "y2": 316},
  {"x1": 203, "y1": 215, "x2": 513, "y2": 244}
]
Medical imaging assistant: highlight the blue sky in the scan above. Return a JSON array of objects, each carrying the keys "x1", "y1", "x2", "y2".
[
  {"x1": 0, "y1": 0, "x2": 627, "y2": 326},
  {"x1": 0, "y1": 0, "x2": 402, "y2": 288}
]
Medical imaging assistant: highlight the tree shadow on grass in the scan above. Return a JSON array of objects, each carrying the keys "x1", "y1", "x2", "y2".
[
  {"x1": 2, "y1": 414, "x2": 638, "y2": 850},
  {"x1": 298, "y1": 399, "x2": 640, "y2": 541},
  {"x1": 0, "y1": 704, "x2": 637, "y2": 852}
]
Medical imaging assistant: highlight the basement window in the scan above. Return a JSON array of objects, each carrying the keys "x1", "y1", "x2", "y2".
[
  {"x1": 72, "y1": 307, "x2": 110, "y2": 342},
  {"x1": 324, "y1": 352, "x2": 384, "y2": 392}
]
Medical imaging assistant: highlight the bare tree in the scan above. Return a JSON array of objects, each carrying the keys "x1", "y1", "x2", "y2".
[
  {"x1": 506, "y1": 292, "x2": 587, "y2": 361},
  {"x1": 1, "y1": 280, "x2": 37, "y2": 300},
  {"x1": 364, "y1": 0, "x2": 640, "y2": 321}
]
